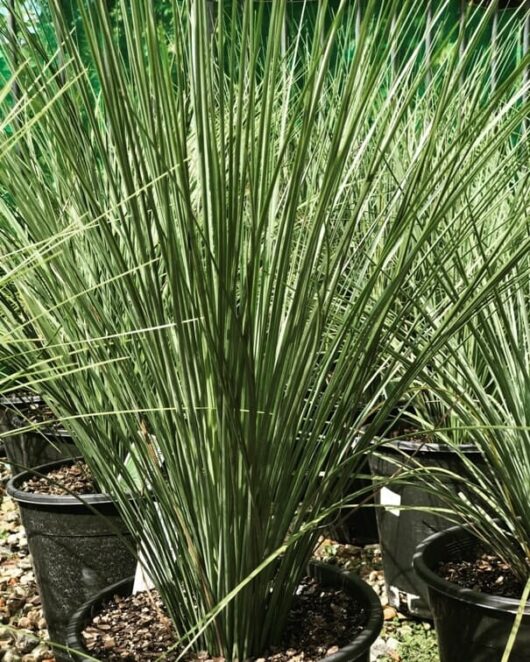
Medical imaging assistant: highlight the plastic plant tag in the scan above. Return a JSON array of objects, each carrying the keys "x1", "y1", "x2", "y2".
[
  {"x1": 123, "y1": 426, "x2": 172, "y2": 594},
  {"x1": 406, "y1": 592, "x2": 422, "y2": 613},
  {"x1": 388, "y1": 585, "x2": 401, "y2": 608},
  {"x1": 133, "y1": 501, "x2": 177, "y2": 594},
  {"x1": 380, "y1": 486, "x2": 401, "y2": 516},
  {"x1": 133, "y1": 553, "x2": 154, "y2": 593}
]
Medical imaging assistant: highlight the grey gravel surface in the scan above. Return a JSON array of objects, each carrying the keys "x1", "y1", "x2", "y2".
[{"x1": 0, "y1": 461, "x2": 55, "y2": 662}]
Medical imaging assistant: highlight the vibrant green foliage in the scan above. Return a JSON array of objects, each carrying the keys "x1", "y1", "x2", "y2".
[
  {"x1": 0, "y1": 0, "x2": 528, "y2": 659},
  {"x1": 409, "y1": 259, "x2": 530, "y2": 582},
  {"x1": 382, "y1": 620, "x2": 439, "y2": 662}
]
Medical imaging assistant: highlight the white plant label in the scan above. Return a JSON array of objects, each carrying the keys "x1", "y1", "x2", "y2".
[
  {"x1": 388, "y1": 585, "x2": 401, "y2": 608},
  {"x1": 380, "y1": 487, "x2": 401, "y2": 516},
  {"x1": 406, "y1": 591, "x2": 421, "y2": 613},
  {"x1": 133, "y1": 555, "x2": 154, "y2": 593},
  {"x1": 133, "y1": 500, "x2": 177, "y2": 594}
]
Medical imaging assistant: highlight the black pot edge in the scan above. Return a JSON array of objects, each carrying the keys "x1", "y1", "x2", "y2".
[
  {"x1": 66, "y1": 575, "x2": 134, "y2": 659},
  {"x1": 0, "y1": 393, "x2": 73, "y2": 437},
  {"x1": 310, "y1": 561, "x2": 383, "y2": 661},
  {"x1": 6, "y1": 457, "x2": 114, "y2": 508},
  {"x1": 67, "y1": 562, "x2": 383, "y2": 662},
  {"x1": 374, "y1": 437, "x2": 482, "y2": 456},
  {"x1": 0, "y1": 393, "x2": 43, "y2": 407},
  {"x1": 413, "y1": 523, "x2": 530, "y2": 616}
]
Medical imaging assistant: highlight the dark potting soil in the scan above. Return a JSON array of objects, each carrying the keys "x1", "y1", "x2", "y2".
[
  {"x1": 83, "y1": 576, "x2": 366, "y2": 662},
  {"x1": 1, "y1": 391, "x2": 61, "y2": 428},
  {"x1": 437, "y1": 551, "x2": 525, "y2": 599},
  {"x1": 21, "y1": 461, "x2": 96, "y2": 495},
  {"x1": 11, "y1": 403, "x2": 58, "y2": 426}
]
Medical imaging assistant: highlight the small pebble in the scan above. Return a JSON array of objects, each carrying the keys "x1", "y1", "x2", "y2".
[
  {"x1": 383, "y1": 605, "x2": 397, "y2": 621},
  {"x1": 16, "y1": 633, "x2": 36, "y2": 654},
  {"x1": 30, "y1": 643, "x2": 53, "y2": 661}
]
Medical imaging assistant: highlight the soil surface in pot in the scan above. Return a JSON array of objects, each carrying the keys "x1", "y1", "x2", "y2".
[
  {"x1": 2, "y1": 393, "x2": 63, "y2": 430},
  {"x1": 21, "y1": 462, "x2": 96, "y2": 495},
  {"x1": 83, "y1": 576, "x2": 366, "y2": 662},
  {"x1": 437, "y1": 551, "x2": 525, "y2": 599}
]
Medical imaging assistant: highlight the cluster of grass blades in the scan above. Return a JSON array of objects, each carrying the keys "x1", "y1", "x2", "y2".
[{"x1": 0, "y1": 0, "x2": 528, "y2": 659}]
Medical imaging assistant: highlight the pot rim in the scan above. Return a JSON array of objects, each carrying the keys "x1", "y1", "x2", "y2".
[
  {"x1": 0, "y1": 392, "x2": 43, "y2": 407},
  {"x1": 66, "y1": 561, "x2": 383, "y2": 661},
  {"x1": 0, "y1": 393, "x2": 72, "y2": 437},
  {"x1": 6, "y1": 457, "x2": 114, "y2": 507},
  {"x1": 313, "y1": 561, "x2": 383, "y2": 662},
  {"x1": 413, "y1": 523, "x2": 530, "y2": 616},
  {"x1": 5, "y1": 424, "x2": 73, "y2": 439},
  {"x1": 375, "y1": 437, "x2": 482, "y2": 455}
]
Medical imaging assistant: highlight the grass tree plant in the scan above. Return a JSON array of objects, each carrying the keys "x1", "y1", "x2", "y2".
[
  {"x1": 407, "y1": 256, "x2": 530, "y2": 661},
  {"x1": 409, "y1": 256, "x2": 530, "y2": 588},
  {"x1": 0, "y1": 0, "x2": 530, "y2": 658},
  {"x1": 394, "y1": 140, "x2": 530, "y2": 444}
]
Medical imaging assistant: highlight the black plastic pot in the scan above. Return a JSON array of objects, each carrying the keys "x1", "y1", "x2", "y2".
[
  {"x1": 414, "y1": 523, "x2": 530, "y2": 662},
  {"x1": 0, "y1": 394, "x2": 77, "y2": 470},
  {"x1": 3, "y1": 426, "x2": 78, "y2": 472},
  {"x1": 324, "y1": 457, "x2": 379, "y2": 546},
  {"x1": 368, "y1": 439, "x2": 485, "y2": 618},
  {"x1": 67, "y1": 562, "x2": 383, "y2": 662},
  {"x1": 7, "y1": 459, "x2": 137, "y2": 662}
]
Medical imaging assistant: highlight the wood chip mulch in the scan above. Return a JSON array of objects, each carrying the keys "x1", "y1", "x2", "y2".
[
  {"x1": 437, "y1": 552, "x2": 525, "y2": 599},
  {"x1": 83, "y1": 589, "x2": 176, "y2": 661},
  {"x1": 21, "y1": 462, "x2": 96, "y2": 496},
  {"x1": 83, "y1": 576, "x2": 365, "y2": 662}
]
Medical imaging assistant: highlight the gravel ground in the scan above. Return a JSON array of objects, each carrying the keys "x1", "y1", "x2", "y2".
[
  {"x1": 0, "y1": 459, "x2": 439, "y2": 662},
  {"x1": 0, "y1": 461, "x2": 54, "y2": 662},
  {"x1": 314, "y1": 540, "x2": 439, "y2": 662}
]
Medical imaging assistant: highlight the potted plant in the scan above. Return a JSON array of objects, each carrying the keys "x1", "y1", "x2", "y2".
[
  {"x1": 415, "y1": 523, "x2": 530, "y2": 661},
  {"x1": 368, "y1": 318, "x2": 496, "y2": 618},
  {"x1": 0, "y1": 388, "x2": 78, "y2": 469},
  {"x1": 6, "y1": 458, "x2": 137, "y2": 662},
  {"x1": 66, "y1": 565, "x2": 384, "y2": 662},
  {"x1": 363, "y1": 0, "x2": 530, "y2": 616},
  {"x1": 369, "y1": 434, "x2": 487, "y2": 618},
  {"x1": 0, "y1": 0, "x2": 529, "y2": 659},
  {"x1": 411, "y1": 262, "x2": 530, "y2": 659}
]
